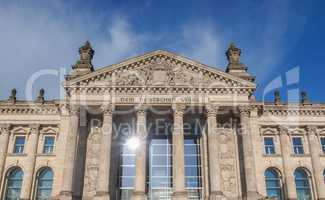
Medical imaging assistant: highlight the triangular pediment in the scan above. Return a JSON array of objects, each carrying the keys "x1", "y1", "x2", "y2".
[{"x1": 65, "y1": 50, "x2": 256, "y2": 90}]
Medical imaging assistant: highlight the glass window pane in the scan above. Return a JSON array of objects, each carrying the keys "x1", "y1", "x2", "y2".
[
  {"x1": 13, "y1": 136, "x2": 25, "y2": 154},
  {"x1": 5, "y1": 168, "x2": 23, "y2": 200},
  {"x1": 295, "y1": 169, "x2": 312, "y2": 200},
  {"x1": 265, "y1": 169, "x2": 282, "y2": 199},
  {"x1": 184, "y1": 137, "x2": 202, "y2": 200},
  {"x1": 35, "y1": 168, "x2": 53, "y2": 200}
]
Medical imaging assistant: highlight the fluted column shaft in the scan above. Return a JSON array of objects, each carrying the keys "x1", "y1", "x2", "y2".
[
  {"x1": 172, "y1": 104, "x2": 187, "y2": 200},
  {"x1": 0, "y1": 124, "x2": 10, "y2": 187},
  {"x1": 206, "y1": 105, "x2": 223, "y2": 199},
  {"x1": 279, "y1": 127, "x2": 296, "y2": 199},
  {"x1": 60, "y1": 105, "x2": 80, "y2": 200},
  {"x1": 132, "y1": 107, "x2": 148, "y2": 200},
  {"x1": 238, "y1": 107, "x2": 260, "y2": 200},
  {"x1": 95, "y1": 105, "x2": 114, "y2": 200},
  {"x1": 307, "y1": 126, "x2": 325, "y2": 199},
  {"x1": 20, "y1": 124, "x2": 40, "y2": 200}
]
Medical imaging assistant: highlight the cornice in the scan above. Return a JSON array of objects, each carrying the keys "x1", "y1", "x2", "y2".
[
  {"x1": 66, "y1": 86, "x2": 254, "y2": 96},
  {"x1": 0, "y1": 103, "x2": 60, "y2": 115}
]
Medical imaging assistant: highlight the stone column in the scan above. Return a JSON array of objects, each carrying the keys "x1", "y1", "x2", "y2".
[
  {"x1": 279, "y1": 127, "x2": 296, "y2": 199},
  {"x1": 95, "y1": 105, "x2": 114, "y2": 200},
  {"x1": 132, "y1": 106, "x2": 148, "y2": 200},
  {"x1": 238, "y1": 106, "x2": 260, "y2": 200},
  {"x1": 60, "y1": 105, "x2": 80, "y2": 200},
  {"x1": 0, "y1": 124, "x2": 10, "y2": 186},
  {"x1": 206, "y1": 105, "x2": 223, "y2": 199},
  {"x1": 20, "y1": 124, "x2": 40, "y2": 200},
  {"x1": 172, "y1": 104, "x2": 187, "y2": 200},
  {"x1": 307, "y1": 126, "x2": 325, "y2": 199}
]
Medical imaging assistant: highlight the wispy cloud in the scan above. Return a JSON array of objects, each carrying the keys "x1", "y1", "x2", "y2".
[
  {"x1": 0, "y1": 2, "x2": 149, "y2": 99},
  {"x1": 0, "y1": 0, "x2": 310, "y2": 101}
]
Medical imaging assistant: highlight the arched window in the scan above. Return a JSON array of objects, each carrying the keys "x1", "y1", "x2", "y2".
[
  {"x1": 34, "y1": 168, "x2": 54, "y2": 200},
  {"x1": 265, "y1": 168, "x2": 282, "y2": 199},
  {"x1": 295, "y1": 168, "x2": 312, "y2": 200},
  {"x1": 4, "y1": 167, "x2": 23, "y2": 200},
  {"x1": 323, "y1": 169, "x2": 325, "y2": 183}
]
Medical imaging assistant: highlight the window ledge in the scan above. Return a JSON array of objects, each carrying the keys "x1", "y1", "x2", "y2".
[
  {"x1": 36, "y1": 153, "x2": 56, "y2": 157},
  {"x1": 290, "y1": 154, "x2": 310, "y2": 157},
  {"x1": 7, "y1": 153, "x2": 27, "y2": 157},
  {"x1": 263, "y1": 154, "x2": 282, "y2": 157}
]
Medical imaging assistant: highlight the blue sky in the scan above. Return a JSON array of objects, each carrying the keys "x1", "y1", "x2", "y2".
[{"x1": 0, "y1": 0, "x2": 324, "y2": 102}]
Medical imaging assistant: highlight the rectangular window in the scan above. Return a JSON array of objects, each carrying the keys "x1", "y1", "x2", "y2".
[
  {"x1": 43, "y1": 136, "x2": 55, "y2": 154},
  {"x1": 292, "y1": 137, "x2": 304, "y2": 154},
  {"x1": 264, "y1": 137, "x2": 275, "y2": 155},
  {"x1": 321, "y1": 138, "x2": 325, "y2": 154},
  {"x1": 13, "y1": 136, "x2": 25, "y2": 154}
]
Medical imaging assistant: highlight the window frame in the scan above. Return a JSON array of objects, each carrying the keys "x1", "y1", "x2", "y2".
[
  {"x1": 294, "y1": 168, "x2": 313, "y2": 200},
  {"x1": 292, "y1": 137, "x2": 304, "y2": 155},
  {"x1": 320, "y1": 137, "x2": 325, "y2": 154},
  {"x1": 42, "y1": 135, "x2": 55, "y2": 154},
  {"x1": 264, "y1": 137, "x2": 276, "y2": 155},
  {"x1": 13, "y1": 135, "x2": 26, "y2": 154},
  {"x1": 264, "y1": 168, "x2": 283, "y2": 200},
  {"x1": 33, "y1": 167, "x2": 54, "y2": 200},
  {"x1": 3, "y1": 167, "x2": 24, "y2": 200}
]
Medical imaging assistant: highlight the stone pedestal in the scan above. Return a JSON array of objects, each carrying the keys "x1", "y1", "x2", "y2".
[
  {"x1": 20, "y1": 124, "x2": 40, "y2": 199},
  {"x1": 95, "y1": 105, "x2": 114, "y2": 200},
  {"x1": 132, "y1": 106, "x2": 148, "y2": 200},
  {"x1": 172, "y1": 104, "x2": 187, "y2": 200}
]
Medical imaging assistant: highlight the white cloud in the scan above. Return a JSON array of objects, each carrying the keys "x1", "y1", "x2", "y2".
[
  {"x1": 0, "y1": 2, "x2": 147, "y2": 100},
  {"x1": 179, "y1": 23, "x2": 225, "y2": 68}
]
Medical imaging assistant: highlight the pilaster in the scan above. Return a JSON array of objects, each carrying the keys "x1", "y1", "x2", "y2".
[
  {"x1": 0, "y1": 124, "x2": 10, "y2": 188},
  {"x1": 20, "y1": 123, "x2": 40, "y2": 200},
  {"x1": 306, "y1": 126, "x2": 325, "y2": 199},
  {"x1": 279, "y1": 126, "x2": 296, "y2": 199}
]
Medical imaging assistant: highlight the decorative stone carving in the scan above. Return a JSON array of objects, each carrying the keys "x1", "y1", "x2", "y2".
[
  {"x1": 218, "y1": 130, "x2": 239, "y2": 196},
  {"x1": 100, "y1": 104, "x2": 114, "y2": 116},
  {"x1": 274, "y1": 90, "x2": 281, "y2": 105},
  {"x1": 8, "y1": 88, "x2": 17, "y2": 104},
  {"x1": 69, "y1": 41, "x2": 95, "y2": 78},
  {"x1": 35, "y1": 88, "x2": 45, "y2": 104},
  {"x1": 0, "y1": 124, "x2": 10, "y2": 134}
]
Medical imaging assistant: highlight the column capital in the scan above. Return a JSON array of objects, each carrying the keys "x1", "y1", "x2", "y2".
[
  {"x1": 306, "y1": 125, "x2": 317, "y2": 135},
  {"x1": 205, "y1": 104, "x2": 219, "y2": 116},
  {"x1": 135, "y1": 105, "x2": 148, "y2": 116},
  {"x1": 101, "y1": 104, "x2": 115, "y2": 116},
  {"x1": 68, "y1": 104, "x2": 80, "y2": 116},
  {"x1": 29, "y1": 124, "x2": 40, "y2": 134},
  {"x1": 278, "y1": 126, "x2": 289, "y2": 135},
  {"x1": 0, "y1": 124, "x2": 10, "y2": 134},
  {"x1": 172, "y1": 104, "x2": 186, "y2": 116},
  {"x1": 238, "y1": 106, "x2": 251, "y2": 117}
]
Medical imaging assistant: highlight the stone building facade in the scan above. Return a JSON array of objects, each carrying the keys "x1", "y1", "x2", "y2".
[{"x1": 0, "y1": 42, "x2": 325, "y2": 200}]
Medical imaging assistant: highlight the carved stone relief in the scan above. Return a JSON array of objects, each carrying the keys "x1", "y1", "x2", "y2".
[{"x1": 218, "y1": 130, "x2": 239, "y2": 197}]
